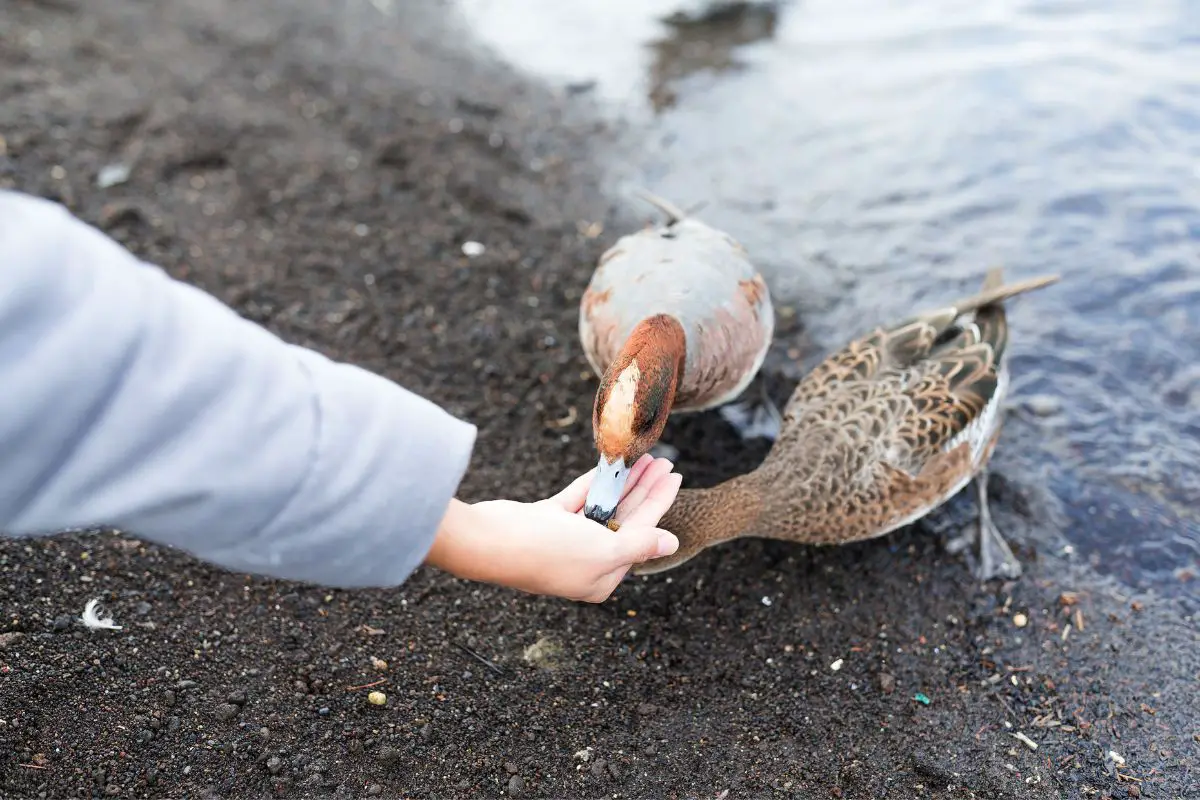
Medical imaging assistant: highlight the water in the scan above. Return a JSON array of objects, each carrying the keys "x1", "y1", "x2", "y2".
[{"x1": 452, "y1": 0, "x2": 1200, "y2": 600}]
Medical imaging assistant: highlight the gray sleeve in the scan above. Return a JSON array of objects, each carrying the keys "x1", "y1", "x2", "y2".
[{"x1": 0, "y1": 190, "x2": 477, "y2": 588}]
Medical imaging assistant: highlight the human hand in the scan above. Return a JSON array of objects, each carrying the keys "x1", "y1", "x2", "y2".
[{"x1": 425, "y1": 454, "x2": 681, "y2": 602}]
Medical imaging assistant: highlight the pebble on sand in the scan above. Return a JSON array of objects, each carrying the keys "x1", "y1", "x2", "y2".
[
  {"x1": 1013, "y1": 613, "x2": 1029, "y2": 628},
  {"x1": 461, "y1": 241, "x2": 486, "y2": 257},
  {"x1": 368, "y1": 691, "x2": 387, "y2": 706}
]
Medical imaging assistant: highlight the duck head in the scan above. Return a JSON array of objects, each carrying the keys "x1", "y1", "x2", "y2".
[{"x1": 584, "y1": 315, "x2": 686, "y2": 524}]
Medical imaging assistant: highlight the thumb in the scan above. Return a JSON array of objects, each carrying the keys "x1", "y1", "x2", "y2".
[{"x1": 612, "y1": 526, "x2": 679, "y2": 565}]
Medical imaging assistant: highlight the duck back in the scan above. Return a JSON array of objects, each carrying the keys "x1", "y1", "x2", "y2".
[{"x1": 579, "y1": 216, "x2": 773, "y2": 412}]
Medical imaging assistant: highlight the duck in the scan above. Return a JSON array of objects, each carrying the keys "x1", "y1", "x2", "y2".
[
  {"x1": 579, "y1": 189, "x2": 780, "y2": 525},
  {"x1": 631, "y1": 267, "x2": 1060, "y2": 581}
]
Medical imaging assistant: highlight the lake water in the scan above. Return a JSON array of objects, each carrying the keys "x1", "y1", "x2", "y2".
[{"x1": 451, "y1": 0, "x2": 1200, "y2": 601}]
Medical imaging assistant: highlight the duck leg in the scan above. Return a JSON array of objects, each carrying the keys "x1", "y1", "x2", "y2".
[
  {"x1": 946, "y1": 470, "x2": 1023, "y2": 581},
  {"x1": 718, "y1": 381, "x2": 783, "y2": 442}
]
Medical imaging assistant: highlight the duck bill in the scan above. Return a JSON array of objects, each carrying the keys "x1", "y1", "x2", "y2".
[{"x1": 583, "y1": 455, "x2": 629, "y2": 524}]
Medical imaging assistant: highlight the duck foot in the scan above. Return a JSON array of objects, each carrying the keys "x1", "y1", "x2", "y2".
[
  {"x1": 649, "y1": 442, "x2": 681, "y2": 461},
  {"x1": 718, "y1": 383, "x2": 782, "y2": 442},
  {"x1": 946, "y1": 471, "x2": 1023, "y2": 581}
]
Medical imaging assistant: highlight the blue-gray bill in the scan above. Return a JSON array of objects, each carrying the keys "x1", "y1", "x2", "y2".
[{"x1": 583, "y1": 454, "x2": 628, "y2": 525}]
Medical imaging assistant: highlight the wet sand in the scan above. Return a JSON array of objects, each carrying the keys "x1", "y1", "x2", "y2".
[{"x1": 0, "y1": 1, "x2": 1195, "y2": 798}]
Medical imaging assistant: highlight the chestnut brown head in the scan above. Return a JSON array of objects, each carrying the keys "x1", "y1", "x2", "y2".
[{"x1": 583, "y1": 315, "x2": 685, "y2": 523}]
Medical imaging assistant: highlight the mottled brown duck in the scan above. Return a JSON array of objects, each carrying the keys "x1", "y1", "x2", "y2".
[{"x1": 633, "y1": 268, "x2": 1060, "y2": 581}]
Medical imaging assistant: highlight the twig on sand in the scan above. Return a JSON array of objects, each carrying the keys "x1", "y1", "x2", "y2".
[
  {"x1": 18, "y1": 763, "x2": 48, "y2": 770},
  {"x1": 453, "y1": 642, "x2": 506, "y2": 675},
  {"x1": 346, "y1": 678, "x2": 388, "y2": 692},
  {"x1": 1011, "y1": 731, "x2": 1038, "y2": 750}
]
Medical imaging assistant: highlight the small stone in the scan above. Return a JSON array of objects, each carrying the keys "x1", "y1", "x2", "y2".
[
  {"x1": 419, "y1": 724, "x2": 431, "y2": 741},
  {"x1": 52, "y1": 614, "x2": 73, "y2": 631},
  {"x1": 0, "y1": 632, "x2": 25, "y2": 648},
  {"x1": 607, "y1": 762, "x2": 622, "y2": 780},
  {"x1": 377, "y1": 746, "x2": 401, "y2": 765},
  {"x1": 879, "y1": 672, "x2": 896, "y2": 695},
  {"x1": 161, "y1": 690, "x2": 176, "y2": 707},
  {"x1": 590, "y1": 760, "x2": 607, "y2": 779},
  {"x1": 370, "y1": 656, "x2": 388, "y2": 671},
  {"x1": 504, "y1": 762, "x2": 518, "y2": 774},
  {"x1": 830, "y1": 658, "x2": 844, "y2": 671},
  {"x1": 266, "y1": 756, "x2": 283, "y2": 775},
  {"x1": 507, "y1": 775, "x2": 525, "y2": 796},
  {"x1": 1013, "y1": 613, "x2": 1028, "y2": 628},
  {"x1": 367, "y1": 691, "x2": 387, "y2": 706},
  {"x1": 105, "y1": 785, "x2": 121, "y2": 797},
  {"x1": 636, "y1": 703, "x2": 656, "y2": 716},
  {"x1": 166, "y1": 716, "x2": 181, "y2": 733},
  {"x1": 135, "y1": 602, "x2": 152, "y2": 616},
  {"x1": 227, "y1": 690, "x2": 247, "y2": 705},
  {"x1": 461, "y1": 241, "x2": 486, "y2": 257},
  {"x1": 367, "y1": 786, "x2": 383, "y2": 796},
  {"x1": 317, "y1": 707, "x2": 330, "y2": 716},
  {"x1": 96, "y1": 163, "x2": 131, "y2": 189},
  {"x1": 643, "y1": 743, "x2": 657, "y2": 756},
  {"x1": 215, "y1": 703, "x2": 239, "y2": 722},
  {"x1": 176, "y1": 680, "x2": 198, "y2": 690}
]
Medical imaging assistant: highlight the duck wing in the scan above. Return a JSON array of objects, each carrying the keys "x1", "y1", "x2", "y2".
[
  {"x1": 751, "y1": 270, "x2": 1058, "y2": 543},
  {"x1": 781, "y1": 269, "x2": 1058, "y2": 431}
]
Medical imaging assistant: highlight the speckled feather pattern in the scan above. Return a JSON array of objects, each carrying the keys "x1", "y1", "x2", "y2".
[
  {"x1": 634, "y1": 269, "x2": 1060, "y2": 575},
  {"x1": 579, "y1": 215, "x2": 773, "y2": 412}
]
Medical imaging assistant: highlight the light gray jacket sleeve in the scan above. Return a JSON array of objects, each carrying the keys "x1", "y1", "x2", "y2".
[{"x1": 0, "y1": 190, "x2": 477, "y2": 588}]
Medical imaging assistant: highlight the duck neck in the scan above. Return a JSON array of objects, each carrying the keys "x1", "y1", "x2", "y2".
[{"x1": 637, "y1": 474, "x2": 766, "y2": 574}]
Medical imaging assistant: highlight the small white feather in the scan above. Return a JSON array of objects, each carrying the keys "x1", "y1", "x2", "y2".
[{"x1": 82, "y1": 598, "x2": 122, "y2": 631}]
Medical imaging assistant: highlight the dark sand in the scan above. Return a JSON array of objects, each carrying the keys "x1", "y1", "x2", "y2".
[{"x1": 1, "y1": 1, "x2": 1196, "y2": 798}]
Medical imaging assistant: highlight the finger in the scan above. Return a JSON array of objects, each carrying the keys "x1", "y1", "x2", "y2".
[
  {"x1": 619, "y1": 453, "x2": 655, "y2": 501},
  {"x1": 612, "y1": 457, "x2": 673, "y2": 524},
  {"x1": 621, "y1": 471, "x2": 683, "y2": 529},
  {"x1": 552, "y1": 467, "x2": 597, "y2": 512},
  {"x1": 609, "y1": 525, "x2": 679, "y2": 567}
]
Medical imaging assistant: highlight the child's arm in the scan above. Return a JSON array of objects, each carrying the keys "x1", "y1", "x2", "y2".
[{"x1": 0, "y1": 190, "x2": 476, "y2": 588}]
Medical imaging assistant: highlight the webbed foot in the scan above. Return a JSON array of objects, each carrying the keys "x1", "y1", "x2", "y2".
[
  {"x1": 947, "y1": 472, "x2": 1023, "y2": 581},
  {"x1": 719, "y1": 383, "x2": 782, "y2": 442}
]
